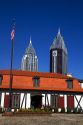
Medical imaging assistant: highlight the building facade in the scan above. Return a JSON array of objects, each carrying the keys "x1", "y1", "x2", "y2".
[
  {"x1": 0, "y1": 70, "x2": 83, "y2": 111},
  {"x1": 21, "y1": 38, "x2": 38, "y2": 71},
  {"x1": 50, "y1": 29, "x2": 68, "y2": 74}
]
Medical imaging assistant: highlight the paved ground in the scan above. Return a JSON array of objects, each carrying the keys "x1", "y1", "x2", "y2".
[{"x1": 0, "y1": 114, "x2": 83, "y2": 125}]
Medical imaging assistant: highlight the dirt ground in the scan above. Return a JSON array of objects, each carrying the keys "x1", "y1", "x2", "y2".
[{"x1": 0, "y1": 114, "x2": 83, "y2": 125}]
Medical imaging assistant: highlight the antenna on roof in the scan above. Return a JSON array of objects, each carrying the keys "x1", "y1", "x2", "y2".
[
  {"x1": 58, "y1": 27, "x2": 60, "y2": 35},
  {"x1": 30, "y1": 36, "x2": 32, "y2": 44}
]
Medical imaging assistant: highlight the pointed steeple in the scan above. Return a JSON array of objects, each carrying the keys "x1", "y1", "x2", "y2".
[
  {"x1": 21, "y1": 36, "x2": 38, "y2": 71},
  {"x1": 50, "y1": 28, "x2": 67, "y2": 54},
  {"x1": 30, "y1": 36, "x2": 32, "y2": 44},
  {"x1": 57, "y1": 27, "x2": 60, "y2": 35},
  {"x1": 25, "y1": 37, "x2": 36, "y2": 55},
  {"x1": 50, "y1": 28, "x2": 68, "y2": 74}
]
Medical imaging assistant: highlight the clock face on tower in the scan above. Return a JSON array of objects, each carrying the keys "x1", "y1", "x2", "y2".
[{"x1": 52, "y1": 50, "x2": 57, "y2": 57}]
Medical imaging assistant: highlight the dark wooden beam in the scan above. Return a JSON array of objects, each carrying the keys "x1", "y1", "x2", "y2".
[{"x1": 21, "y1": 93, "x2": 25, "y2": 109}]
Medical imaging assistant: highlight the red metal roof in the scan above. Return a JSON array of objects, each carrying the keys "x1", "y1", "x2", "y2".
[
  {"x1": 0, "y1": 70, "x2": 83, "y2": 93},
  {"x1": 0, "y1": 70, "x2": 69, "y2": 78}
]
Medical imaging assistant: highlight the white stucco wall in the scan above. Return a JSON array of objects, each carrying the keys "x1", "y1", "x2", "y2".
[
  {"x1": 42, "y1": 94, "x2": 51, "y2": 106},
  {"x1": 64, "y1": 95, "x2": 67, "y2": 110},
  {"x1": 20, "y1": 93, "x2": 31, "y2": 108},
  {"x1": 1, "y1": 92, "x2": 5, "y2": 108}
]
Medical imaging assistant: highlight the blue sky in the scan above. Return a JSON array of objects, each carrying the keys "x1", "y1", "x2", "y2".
[{"x1": 0, "y1": 0, "x2": 83, "y2": 79}]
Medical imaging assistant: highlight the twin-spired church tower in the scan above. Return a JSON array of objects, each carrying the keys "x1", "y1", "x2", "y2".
[{"x1": 21, "y1": 29, "x2": 68, "y2": 74}]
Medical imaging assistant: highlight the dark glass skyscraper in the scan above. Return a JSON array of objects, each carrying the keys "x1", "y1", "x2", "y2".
[
  {"x1": 21, "y1": 38, "x2": 38, "y2": 71},
  {"x1": 50, "y1": 29, "x2": 68, "y2": 74}
]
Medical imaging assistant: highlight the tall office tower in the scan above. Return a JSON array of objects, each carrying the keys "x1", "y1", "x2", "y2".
[
  {"x1": 50, "y1": 29, "x2": 68, "y2": 74},
  {"x1": 21, "y1": 38, "x2": 38, "y2": 71}
]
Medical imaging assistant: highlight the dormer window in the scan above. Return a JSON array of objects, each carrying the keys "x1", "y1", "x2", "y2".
[
  {"x1": 66, "y1": 78, "x2": 73, "y2": 89},
  {"x1": 0, "y1": 74, "x2": 3, "y2": 85},
  {"x1": 33, "y1": 76, "x2": 40, "y2": 87}
]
